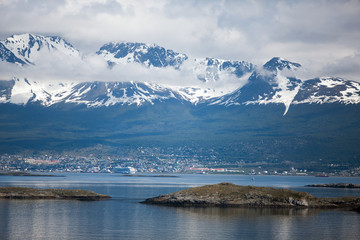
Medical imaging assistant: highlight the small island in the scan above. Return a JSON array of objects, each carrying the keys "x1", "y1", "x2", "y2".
[
  {"x1": 121, "y1": 174, "x2": 178, "y2": 178},
  {"x1": 0, "y1": 172, "x2": 61, "y2": 177},
  {"x1": 142, "y1": 183, "x2": 360, "y2": 210},
  {"x1": 305, "y1": 183, "x2": 360, "y2": 188},
  {"x1": 0, "y1": 187, "x2": 111, "y2": 201}
]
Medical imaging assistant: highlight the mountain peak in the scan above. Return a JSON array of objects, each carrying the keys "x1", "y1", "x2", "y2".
[
  {"x1": 0, "y1": 33, "x2": 80, "y2": 65},
  {"x1": 96, "y1": 41, "x2": 188, "y2": 69},
  {"x1": 193, "y1": 57, "x2": 254, "y2": 82},
  {"x1": 263, "y1": 57, "x2": 301, "y2": 72}
]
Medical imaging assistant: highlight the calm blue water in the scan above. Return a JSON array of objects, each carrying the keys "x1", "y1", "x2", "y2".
[{"x1": 1, "y1": 174, "x2": 360, "y2": 240}]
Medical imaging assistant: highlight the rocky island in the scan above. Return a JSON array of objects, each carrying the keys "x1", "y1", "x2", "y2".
[
  {"x1": 0, "y1": 172, "x2": 60, "y2": 177},
  {"x1": 305, "y1": 183, "x2": 360, "y2": 188},
  {"x1": 142, "y1": 183, "x2": 360, "y2": 210},
  {"x1": 0, "y1": 187, "x2": 111, "y2": 201}
]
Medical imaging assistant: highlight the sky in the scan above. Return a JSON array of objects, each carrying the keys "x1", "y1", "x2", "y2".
[{"x1": 0, "y1": 0, "x2": 360, "y2": 82}]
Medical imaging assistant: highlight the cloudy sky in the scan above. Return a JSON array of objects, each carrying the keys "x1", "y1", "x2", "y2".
[{"x1": 1, "y1": 0, "x2": 360, "y2": 81}]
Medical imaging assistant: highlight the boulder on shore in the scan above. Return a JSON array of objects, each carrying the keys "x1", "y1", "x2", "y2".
[{"x1": 142, "y1": 183, "x2": 360, "y2": 210}]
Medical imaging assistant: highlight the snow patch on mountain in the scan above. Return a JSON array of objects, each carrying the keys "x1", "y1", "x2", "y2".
[
  {"x1": 4, "y1": 78, "x2": 76, "y2": 105},
  {"x1": 9, "y1": 78, "x2": 33, "y2": 104},
  {"x1": 244, "y1": 70, "x2": 302, "y2": 115}
]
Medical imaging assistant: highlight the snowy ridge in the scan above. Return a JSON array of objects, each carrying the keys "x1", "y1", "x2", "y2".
[
  {"x1": 193, "y1": 57, "x2": 254, "y2": 82},
  {"x1": 293, "y1": 77, "x2": 360, "y2": 105},
  {"x1": 0, "y1": 79, "x2": 191, "y2": 107},
  {"x1": 0, "y1": 78, "x2": 241, "y2": 107},
  {"x1": 173, "y1": 86, "x2": 228, "y2": 104},
  {"x1": 0, "y1": 33, "x2": 80, "y2": 65},
  {"x1": 0, "y1": 76, "x2": 359, "y2": 111},
  {"x1": 97, "y1": 42, "x2": 254, "y2": 84},
  {"x1": 63, "y1": 81, "x2": 185, "y2": 107},
  {"x1": 1, "y1": 78, "x2": 76, "y2": 105},
  {"x1": 96, "y1": 42, "x2": 188, "y2": 69},
  {"x1": 263, "y1": 57, "x2": 301, "y2": 72}
]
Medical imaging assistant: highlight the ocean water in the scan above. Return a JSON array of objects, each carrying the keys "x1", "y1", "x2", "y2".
[{"x1": 1, "y1": 174, "x2": 360, "y2": 240}]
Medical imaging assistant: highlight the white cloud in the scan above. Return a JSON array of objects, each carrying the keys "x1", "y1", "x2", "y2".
[
  {"x1": 0, "y1": 53, "x2": 249, "y2": 96},
  {"x1": 0, "y1": 0, "x2": 359, "y2": 81}
]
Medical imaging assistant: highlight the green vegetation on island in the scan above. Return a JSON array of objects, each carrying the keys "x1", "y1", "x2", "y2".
[
  {"x1": 142, "y1": 183, "x2": 360, "y2": 211},
  {"x1": 0, "y1": 187, "x2": 111, "y2": 201}
]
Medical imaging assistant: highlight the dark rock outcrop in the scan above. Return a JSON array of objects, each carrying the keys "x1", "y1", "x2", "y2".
[{"x1": 142, "y1": 183, "x2": 360, "y2": 210}]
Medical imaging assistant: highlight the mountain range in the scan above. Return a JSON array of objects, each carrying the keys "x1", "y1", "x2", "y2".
[
  {"x1": 0, "y1": 33, "x2": 359, "y2": 167},
  {"x1": 1, "y1": 33, "x2": 359, "y2": 113}
]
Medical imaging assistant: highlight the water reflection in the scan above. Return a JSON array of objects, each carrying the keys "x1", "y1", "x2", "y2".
[
  {"x1": 157, "y1": 206, "x2": 360, "y2": 240},
  {"x1": 1, "y1": 174, "x2": 360, "y2": 240},
  {"x1": 173, "y1": 207, "x2": 316, "y2": 218}
]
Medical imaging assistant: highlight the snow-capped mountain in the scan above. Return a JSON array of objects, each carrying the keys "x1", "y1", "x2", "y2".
[
  {"x1": 0, "y1": 78, "x2": 190, "y2": 107},
  {"x1": 0, "y1": 33, "x2": 359, "y2": 115},
  {"x1": 193, "y1": 57, "x2": 254, "y2": 83},
  {"x1": 210, "y1": 58, "x2": 305, "y2": 110},
  {"x1": 97, "y1": 41, "x2": 254, "y2": 83},
  {"x1": 96, "y1": 42, "x2": 188, "y2": 69},
  {"x1": 0, "y1": 33, "x2": 80, "y2": 65},
  {"x1": 210, "y1": 57, "x2": 360, "y2": 114},
  {"x1": 0, "y1": 77, "x2": 238, "y2": 107},
  {"x1": 263, "y1": 57, "x2": 301, "y2": 72}
]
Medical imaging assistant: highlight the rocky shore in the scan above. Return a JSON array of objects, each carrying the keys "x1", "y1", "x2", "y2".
[
  {"x1": 0, "y1": 187, "x2": 111, "y2": 201},
  {"x1": 305, "y1": 183, "x2": 360, "y2": 188},
  {"x1": 142, "y1": 183, "x2": 360, "y2": 210}
]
